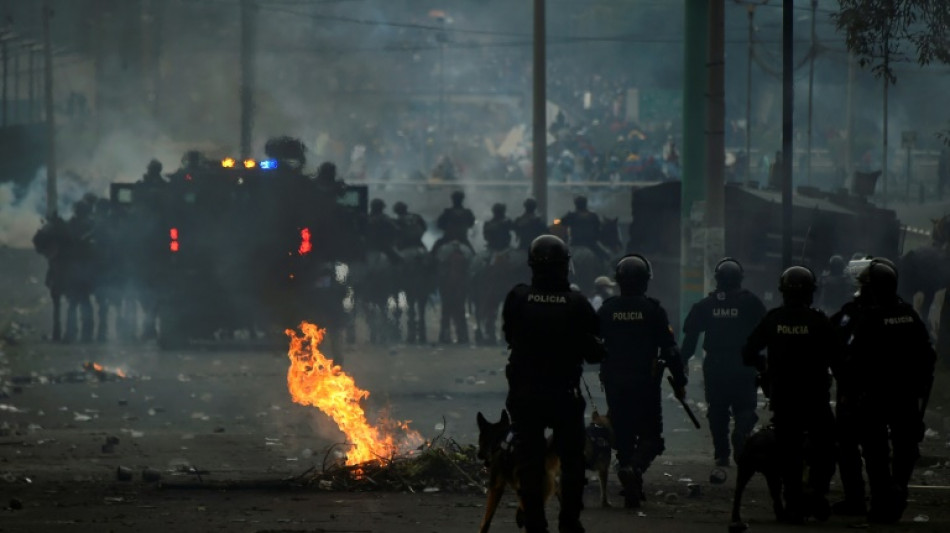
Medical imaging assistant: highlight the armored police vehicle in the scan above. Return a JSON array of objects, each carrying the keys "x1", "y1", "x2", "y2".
[
  {"x1": 111, "y1": 156, "x2": 367, "y2": 348},
  {"x1": 628, "y1": 181, "x2": 902, "y2": 325}
]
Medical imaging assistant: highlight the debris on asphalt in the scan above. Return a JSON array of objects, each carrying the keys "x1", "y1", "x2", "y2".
[
  {"x1": 116, "y1": 466, "x2": 133, "y2": 481},
  {"x1": 142, "y1": 468, "x2": 162, "y2": 482}
]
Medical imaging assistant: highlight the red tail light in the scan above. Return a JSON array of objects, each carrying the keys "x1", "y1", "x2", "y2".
[
  {"x1": 298, "y1": 227, "x2": 312, "y2": 255},
  {"x1": 170, "y1": 227, "x2": 179, "y2": 252}
]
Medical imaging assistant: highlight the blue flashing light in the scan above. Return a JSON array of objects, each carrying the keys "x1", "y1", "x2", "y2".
[{"x1": 260, "y1": 159, "x2": 278, "y2": 170}]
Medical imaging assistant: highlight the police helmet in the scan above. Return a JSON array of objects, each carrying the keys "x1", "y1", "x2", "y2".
[
  {"x1": 714, "y1": 257, "x2": 743, "y2": 287},
  {"x1": 393, "y1": 201, "x2": 408, "y2": 215},
  {"x1": 615, "y1": 254, "x2": 652, "y2": 293},
  {"x1": 370, "y1": 198, "x2": 385, "y2": 213},
  {"x1": 594, "y1": 276, "x2": 616, "y2": 289},
  {"x1": 828, "y1": 255, "x2": 845, "y2": 275},
  {"x1": 147, "y1": 159, "x2": 162, "y2": 173},
  {"x1": 574, "y1": 195, "x2": 588, "y2": 210},
  {"x1": 491, "y1": 203, "x2": 506, "y2": 216},
  {"x1": 451, "y1": 190, "x2": 465, "y2": 204},
  {"x1": 528, "y1": 235, "x2": 570, "y2": 267},
  {"x1": 858, "y1": 260, "x2": 898, "y2": 298},
  {"x1": 523, "y1": 198, "x2": 538, "y2": 211},
  {"x1": 779, "y1": 265, "x2": 817, "y2": 297}
]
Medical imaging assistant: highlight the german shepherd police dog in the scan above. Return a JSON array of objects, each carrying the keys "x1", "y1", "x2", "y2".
[
  {"x1": 583, "y1": 411, "x2": 614, "y2": 507},
  {"x1": 476, "y1": 411, "x2": 560, "y2": 533},
  {"x1": 729, "y1": 427, "x2": 782, "y2": 532}
]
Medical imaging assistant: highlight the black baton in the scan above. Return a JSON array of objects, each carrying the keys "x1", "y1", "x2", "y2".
[{"x1": 667, "y1": 375, "x2": 701, "y2": 429}]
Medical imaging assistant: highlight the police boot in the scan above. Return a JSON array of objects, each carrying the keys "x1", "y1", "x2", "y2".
[{"x1": 618, "y1": 466, "x2": 643, "y2": 508}]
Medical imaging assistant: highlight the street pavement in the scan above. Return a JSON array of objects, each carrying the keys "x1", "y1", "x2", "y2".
[{"x1": 1, "y1": 337, "x2": 949, "y2": 532}]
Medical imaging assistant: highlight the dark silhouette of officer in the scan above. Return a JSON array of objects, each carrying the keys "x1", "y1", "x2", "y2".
[
  {"x1": 63, "y1": 200, "x2": 97, "y2": 343},
  {"x1": 742, "y1": 266, "x2": 836, "y2": 523},
  {"x1": 513, "y1": 198, "x2": 548, "y2": 252},
  {"x1": 598, "y1": 254, "x2": 688, "y2": 508},
  {"x1": 483, "y1": 203, "x2": 515, "y2": 252},
  {"x1": 502, "y1": 234, "x2": 605, "y2": 533},
  {"x1": 366, "y1": 198, "x2": 402, "y2": 264},
  {"x1": 432, "y1": 190, "x2": 475, "y2": 255},
  {"x1": 682, "y1": 258, "x2": 766, "y2": 466},
  {"x1": 561, "y1": 195, "x2": 608, "y2": 262},
  {"x1": 837, "y1": 260, "x2": 935, "y2": 524},
  {"x1": 393, "y1": 201, "x2": 427, "y2": 251}
]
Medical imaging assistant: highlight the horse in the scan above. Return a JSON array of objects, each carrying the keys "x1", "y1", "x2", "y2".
[
  {"x1": 434, "y1": 240, "x2": 474, "y2": 344},
  {"x1": 470, "y1": 248, "x2": 530, "y2": 346},
  {"x1": 393, "y1": 244, "x2": 437, "y2": 344}
]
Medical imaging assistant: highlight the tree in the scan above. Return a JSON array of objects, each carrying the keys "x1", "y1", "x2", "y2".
[{"x1": 833, "y1": 0, "x2": 950, "y2": 84}]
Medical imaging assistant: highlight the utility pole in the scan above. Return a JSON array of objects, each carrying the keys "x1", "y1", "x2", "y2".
[
  {"x1": 782, "y1": 0, "x2": 793, "y2": 267},
  {"x1": 881, "y1": 31, "x2": 889, "y2": 206},
  {"x1": 706, "y1": 0, "x2": 725, "y2": 283},
  {"x1": 805, "y1": 0, "x2": 817, "y2": 186},
  {"x1": 12, "y1": 39, "x2": 17, "y2": 124},
  {"x1": 844, "y1": 52, "x2": 855, "y2": 189},
  {"x1": 745, "y1": 4, "x2": 755, "y2": 185},
  {"x1": 681, "y1": 0, "x2": 708, "y2": 328},
  {"x1": 42, "y1": 3, "x2": 56, "y2": 218},
  {"x1": 2, "y1": 38, "x2": 6, "y2": 127},
  {"x1": 239, "y1": 0, "x2": 255, "y2": 160},
  {"x1": 532, "y1": 0, "x2": 547, "y2": 220}
]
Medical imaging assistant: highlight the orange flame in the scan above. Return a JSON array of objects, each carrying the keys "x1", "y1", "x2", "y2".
[
  {"x1": 285, "y1": 322, "x2": 421, "y2": 465},
  {"x1": 86, "y1": 362, "x2": 128, "y2": 378}
]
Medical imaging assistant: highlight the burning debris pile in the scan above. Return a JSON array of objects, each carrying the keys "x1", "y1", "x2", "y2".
[
  {"x1": 296, "y1": 437, "x2": 486, "y2": 494},
  {"x1": 10, "y1": 361, "x2": 131, "y2": 386},
  {"x1": 285, "y1": 322, "x2": 487, "y2": 493}
]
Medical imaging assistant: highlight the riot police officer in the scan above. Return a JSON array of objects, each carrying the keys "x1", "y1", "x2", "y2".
[
  {"x1": 742, "y1": 266, "x2": 836, "y2": 523},
  {"x1": 366, "y1": 198, "x2": 402, "y2": 264},
  {"x1": 432, "y1": 190, "x2": 476, "y2": 256},
  {"x1": 818, "y1": 255, "x2": 853, "y2": 313},
  {"x1": 513, "y1": 198, "x2": 548, "y2": 252},
  {"x1": 483, "y1": 203, "x2": 515, "y2": 252},
  {"x1": 64, "y1": 200, "x2": 97, "y2": 343},
  {"x1": 598, "y1": 254, "x2": 688, "y2": 508},
  {"x1": 502, "y1": 235, "x2": 604, "y2": 533},
  {"x1": 141, "y1": 159, "x2": 166, "y2": 186},
  {"x1": 393, "y1": 201, "x2": 427, "y2": 251},
  {"x1": 839, "y1": 260, "x2": 935, "y2": 523},
  {"x1": 682, "y1": 258, "x2": 766, "y2": 466},
  {"x1": 560, "y1": 195, "x2": 608, "y2": 262}
]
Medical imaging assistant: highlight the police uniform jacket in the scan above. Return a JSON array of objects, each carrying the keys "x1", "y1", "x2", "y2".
[
  {"x1": 502, "y1": 282, "x2": 603, "y2": 394},
  {"x1": 742, "y1": 305, "x2": 834, "y2": 411},
  {"x1": 483, "y1": 217, "x2": 515, "y2": 251},
  {"x1": 841, "y1": 299, "x2": 935, "y2": 407},
  {"x1": 437, "y1": 207, "x2": 475, "y2": 241},
  {"x1": 598, "y1": 294, "x2": 683, "y2": 386},
  {"x1": 394, "y1": 212, "x2": 427, "y2": 250},
  {"x1": 513, "y1": 213, "x2": 548, "y2": 250},
  {"x1": 561, "y1": 210, "x2": 600, "y2": 246},
  {"x1": 682, "y1": 288, "x2": 766, "y2": 366},
  {"x1": 366, "y1": 213, "x2": 398, "y2": 252}
]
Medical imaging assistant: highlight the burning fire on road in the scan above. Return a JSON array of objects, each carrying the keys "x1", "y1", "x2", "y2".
[{"x1": 285, "y1": 321, "x2": 422, "y2": 466}]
